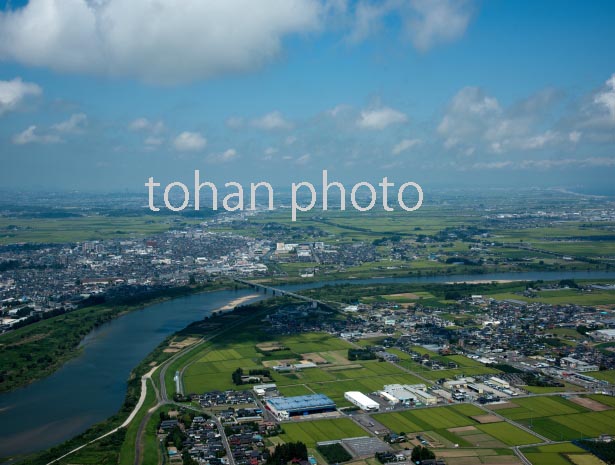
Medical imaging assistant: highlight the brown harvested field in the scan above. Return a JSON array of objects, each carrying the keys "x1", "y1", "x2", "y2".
[
  {"x1": 488, "y1": 402, "x2": 518, "y2": 410},
  {"x1": 569, "y1": 396, "x2": 612, "y2": 411},
  {"x1": 325, "y1": 363, "x2": 363, "y2": 371},
  {"x1": 449, "y1": 426, "x2": 478, "y2": 433},
  {"x1": 256, "y1": 341, "x2": 288, "y2": 352},
  {"x1": 261, "y1": 359, "x2": 297, "y2": 367},
  {"x1": 301, "y1": 352, "x2": 327, "y2": 364},
  {"x1": 385, "y1": 293, "x2": 421, "y2": 299},
  {"x1": 472, "y1": 414, "x2": 502, "y2": 424}
]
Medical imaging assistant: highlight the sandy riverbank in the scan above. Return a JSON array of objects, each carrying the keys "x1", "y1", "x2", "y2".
[{"x1": 212, "y1": 294, "x2": 261, "y2": 314}]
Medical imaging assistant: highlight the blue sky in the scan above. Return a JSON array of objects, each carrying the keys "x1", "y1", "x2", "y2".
[{"x1": 0, "y1": 0, "x2": 614, "y2": 192}]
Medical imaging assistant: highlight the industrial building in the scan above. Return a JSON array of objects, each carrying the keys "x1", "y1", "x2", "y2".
[
  {"x1": 382, "y1": 384, "x2": 438, "y2": 406},
  {"x1": 252, "y1": 383, "x2": 277, "y2": 397},
  {"x1": 344, "y1": 391, "x2": 380, "y2": 411},
  {"x1": 488, "y1": 377, "x2": 510, "y2": 388},
  {"x1": 266, "y1": 394, "x2": 336, "y2": 420},
  {"x1": 378, "y1": 390, "x2": 400, "y2": 405}
]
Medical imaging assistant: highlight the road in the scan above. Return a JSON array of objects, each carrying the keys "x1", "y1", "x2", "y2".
[
  {"x1": 214, "y1": 417, "x2": 236, "y2": 465},
  {"x1": 513, "y1": 446, "x2": 533, "y2": 465}
]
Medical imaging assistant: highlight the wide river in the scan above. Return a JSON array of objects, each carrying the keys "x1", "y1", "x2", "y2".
[{"x1": 0, "y1": 270, "x2": 613, "y2": 458}]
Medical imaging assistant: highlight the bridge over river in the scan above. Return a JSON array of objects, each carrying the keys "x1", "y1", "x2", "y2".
[{"x1": 233, "y1": 278, "x2": 336, "y2": 311}]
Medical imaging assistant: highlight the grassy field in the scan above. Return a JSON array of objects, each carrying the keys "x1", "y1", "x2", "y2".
[
  {"x1": 588, "y1": 370, "x2": 615, "y2": 383},
  {"x1": 375, "y1": 404, "x2": 483, "y2": 433},
  {"x1": 374, "y1": 403, "x2": 542, "y2": 452},
  {"x1": 495, "y1": 395, "x2": 615, "y2": 441},
  {"x1": 522, "y1": 443, "x2": 598, "y2": 465},
  {"x1": 279, "y1": 419, "x2": 367, "y2": 447},
  {"x1": 182, "y1": 328, "x2": 429, "y2": 407},
  {"x1": 487, "y1": 289, "x2": 615, "y2": 306},
  {"x1": 587, "y1": 394, "x2": 615, "y2": 408},
  {"x1": 496, "y1": 396, "x2": 588, "y2": 421},
  {"x1": 475, "y1": 423, "x2": 540, "y2": 446},
  {"x1": 0, "y1": 215, "x2": 202, "y2": 244}
]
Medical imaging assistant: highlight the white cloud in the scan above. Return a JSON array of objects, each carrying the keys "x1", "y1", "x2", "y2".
[
  {"x1": 0, "y1": 77, "x2": 41, "y2": 115},
  {"x1": 520, "y1": 157, "x2": 615, "y2": 169},
  {"x1": 252, "y1": 111, "x2": 293, "y2": 130},
  {"x1": 173, "y1": 131, "x2": 207, "y2": 151},
  {"x1": 392, "y1": 138, "x2": 420, "y2": 154},
  {"x1": 52, "y1": 113, "x2": 87, "y2": 133},
  {"x1": 226, "y1": 117, "x2": 244, "y2": 129},
  {"x1": 209, "y1": 148, "x2": 238, "y2": 163},
  {"x1": 327, "y1": 104, "x2": 351, "y2": 117},
  {"x1": 357, "y1": 106, "x2": 407, "y2": 129},
  {"x1": 129, "y1": 117, "x2": 164, "y2": 133},
  {"x1": 346, "y1": 0, "x2": 392, "y2": 44},
  {"x1": 438, "y1": 87, "x2": 500, "y2": 147},
  {"x1": 519, "y1": 130, "x2": 558, "y2": 150},
  {"x1": 0, "y1": 0, "x2": 323, "y2": 84},
  {"x1": 264, "y1": 147, "x2": 278, "y2": 155},
  {"x1": 347, "y1": 0, "x2": 474, "y2": 51},
  {"x1": 407, "y1": 0, "x2": 474, "y2": 51},
  {"x1": 472, "y1": 161, "x2": 513, "y2": 169},
  {"x1": 12, "y1": 125, "x2": 61, "y2": 145},
  {"x1": 569, "y1": 131, "x2": 582, "y2": 143},
  {"x1": 594, "y1": 73, "x2": 615, "y2": 121},
  {"x1": 296, "y1": 153, "x2": 311, "y2": 165},
  {"x1": 285, "y1": 135, "x2": 297, "y2": 145},
  {"x1": 144, "y1": 136, "x2": 164, "y2": 146},
  {"x1": 438, "y1": 86, "x2": 571, "y2": 154}
]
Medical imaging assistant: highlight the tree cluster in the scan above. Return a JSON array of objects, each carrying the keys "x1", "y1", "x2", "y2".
[{"x1": 265, "y1": 442, "x2": 308, "y2": 465}]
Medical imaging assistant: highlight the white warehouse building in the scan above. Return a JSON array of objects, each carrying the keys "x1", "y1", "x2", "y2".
[
  {"x1": 382, "y1": 384, "x2": 438, "y2": 406},
  {"x1": 344, "y1": 391, "x2": 380, "y2": 412}
]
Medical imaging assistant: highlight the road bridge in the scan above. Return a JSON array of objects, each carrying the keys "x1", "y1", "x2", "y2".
[{"x1": 233, "y1": 278, "x2": 336, "y2": 311}]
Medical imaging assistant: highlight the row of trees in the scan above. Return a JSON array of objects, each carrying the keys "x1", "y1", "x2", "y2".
[
  {"x1": 266, "y1": 442, "x2": 308, "y2": 465},
  {"x1": 348, "y1": 348, "x2": 377, "y2": 361},
  {"x1": 231, "y1": 367, "x2": 272, "y2": 385}
]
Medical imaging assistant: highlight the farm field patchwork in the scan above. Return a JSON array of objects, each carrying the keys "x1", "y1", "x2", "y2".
[
  {"x1": 495, "y1": 396, "x2": 588, "y2": 421},
  {"x1": 374, "y1": 404, "x2": 483, "y2": 433},
  {"x1": 278, "y1": 418, "x2": 367, "y2": 447},
  {"x1": 522, "y1": 443, "x2": 598, "y2": 465},
  {"x1": 475, "y1": 422, "x2": 540, "y2": 446}
]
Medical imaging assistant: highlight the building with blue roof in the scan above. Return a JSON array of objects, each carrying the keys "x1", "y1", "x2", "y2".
[{"x1": 266, "y1": 394, "x2": 336, "y2": 420}]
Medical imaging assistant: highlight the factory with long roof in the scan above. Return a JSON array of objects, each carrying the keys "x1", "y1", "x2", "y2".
[{"x1": 265, "y1": 394, "x2": 336, "y2": 420}]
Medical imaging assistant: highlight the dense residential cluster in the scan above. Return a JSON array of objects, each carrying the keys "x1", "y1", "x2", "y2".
[
  {"x1": 262, "y1": 284, "x2": 615, "y2": 394},
  {"x1": 161, "y1": 391, "x2": 283, "y2": 465},
  {"x1": 0, "y1": 222, "x2": 272, "y2": 331}
]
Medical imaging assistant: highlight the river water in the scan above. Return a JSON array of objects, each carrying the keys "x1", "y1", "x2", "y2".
[{"x1": 0, "y1": 270, "x2": 613, "y2": 457}]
